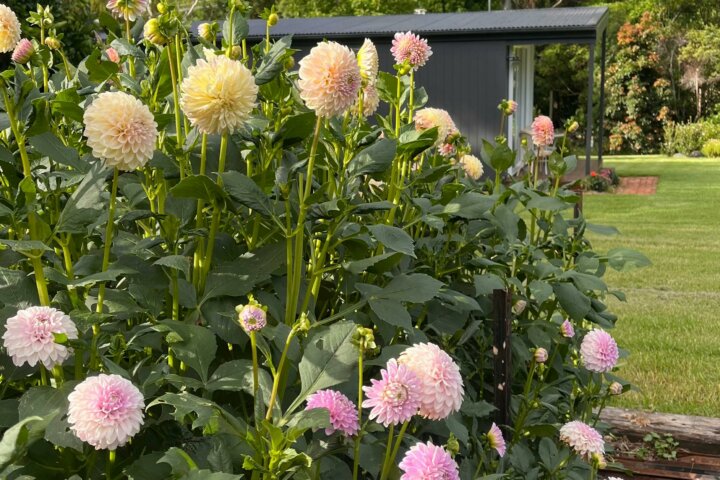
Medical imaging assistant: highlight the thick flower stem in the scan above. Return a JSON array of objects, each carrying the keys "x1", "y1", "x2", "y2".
[
  {"x1": 265, "y1": 327, "x2": 296, "y2": 421},
  {"x1": 124, "y1": 16, "x2": 136, "y2": 78},
  {"x1": 192, "y1": 134, "x2": 208, "y2": 287},
  {"x1": 1, "y1": 86, "x2": 51, "y2": 306},
  {"x1": 225, "y1": 7, "x2": 235, "y2": 57},
  {"x1": 96, "y1": 168, "x2": 119, "y2": 315},
  {"x1": 250, "y1": 331, "x2": 259, "y2": 395},
  {"x1": 39, "y1": 364, "x2": 48, "y2": 386},
  {"x1": 352, "y1": 346, "x2": 365, "y2": 480},
  {"x1": 166, "y1": 40, "x2": 185, "y2": 178},
  {"x1": 39, "y1": 23, "x2": 49, "y2": 92},
  {"x1": 383, "y1": 420, "x2": 409, "y2": 480},
  {"x1": 407, "y1": 71, "x2": 415, "y2": 123},
  {"x1": 379, "y1": 424, "x2": 395, "y2": 480}
]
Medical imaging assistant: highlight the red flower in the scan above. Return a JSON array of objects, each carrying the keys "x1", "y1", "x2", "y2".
[{"x1": 590, "y1": 171, "x2": 597, "y2": 177}]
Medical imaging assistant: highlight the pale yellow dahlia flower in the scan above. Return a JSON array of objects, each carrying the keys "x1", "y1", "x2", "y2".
[
  {"x1": 0, "y1": 4, "x2": 21, "y2": 53},
  {"x1": 180, "y1": 54, "x2": 258, "y2": 135},
  {"x1": 414, "y1": 107, "x2": 458, "y2": 146},
  {"x1": 83, "y1": 92, "x2": 158, "y2": 171},
  {"x1": 357, "y1": 38, "x2": 379, "y2": 85},
  {"x1": 357, "y1": 84, "x2": 380, "y2": 117},
  {"x1": 299, "y1": 41, "x2": 362, "y2": 118},
  {"x1": 459, "y1": 154, "x2": 484, "y2": 180}
]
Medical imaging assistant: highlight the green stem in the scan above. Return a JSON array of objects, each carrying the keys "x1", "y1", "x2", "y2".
[
  {"x1": 383, "y1": 421, "x2": 409, "y2": 480},
  {"x1": 265, "y1": 327, "x2": 296, "y2": 421},
  {"x1": 250, "y1": 331, "x2": 259, "y2": 395},
  {"x1": 166, "y1": 40, "x2": 185, "y2": 177},
  {"x1": 192, "y1": 134, "x2": 208, "y2": 287},
  {"x1": 40, "y1": 23, "x2": 48, "y2": 91},
  {"x1": 407, "y1": 71, "x2": 415, "y2": 123},
  {"x1": 225, "y1": 7, "x2": 235, "y2": 57},
  {"x1": 198, "y1": 134, "x2": 228, "y2": 293},
  {"x1": 39, "y1": 364, "x2": 48, "y2": 386},
  {"x1": 394, "y1": 73, "x2": 402, "y2": 137},
  {"x1": 352, "y1": 347, "x2": 364, "y2": 480},
  {"x1": 96, "y1": 168, "x2": 119, "y2": 314},
  {"x1": 124, "y1": 16, "x2": 136, "y2": 77},
  {"x1": 379, "y1": 424, "x2": 395, "y2": 480}
]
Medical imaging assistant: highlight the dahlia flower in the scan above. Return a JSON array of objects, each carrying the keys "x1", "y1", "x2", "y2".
[
  {"x1": 106, "y1": 0, "x2": 148, "y2": 20},
  {"x1": 357, "y1": 84, "x2": 380, "y2": 117},
  {"x1": 559, "y1": 420, "x2": 604, "y2": 460},
  {"x1": 180, "y1": 54, "x2": 258, "y2": 135},
  {"x1": 439, "y1": 143, "x2": 456, "y2": 157},
  {"x1": 362, "y1": 358, "x2": 421, "y2": 426},
  {"x1": 0, "y1": 4, "x2": 20, "y2": 53},
  {"x1": 391, "y1": 31, "x2": 432, "y2": 70},
  {"x1": 68, "y1": 374, "x2": 145, "y2": 450},
  {"x1": 398, "y1": 441, "x2": 460, "y2": 480},
  {"x1": 357, "y1": 38, "x2": 379, "y2": 84},
  {"x1": 506, "y1": 100, "x2": 518, "y2": 115},
  {"x1": 235, "y1": 301, "x2": 266, "y2": 332},
  {"x1": 459, "y1": 154, "x2": 484, "y2": 180},
  {"x1": 561, "y1": 319, "x2": 575, "y2": 338},
  {"x1": 2, "y1": 306, "x2": 78, "y2": 368},
  {"x1": 298, "y1": 41, "x2": 361, "y2": 118},
  {"x1": 414, "y1": 108, "x2": 457, "y2": 147},
  {"x1": 11, "y1": 38, "x2": 33, "y2": 64},
  {"x1": 305, "y1": 389, "x2": 359, "y2": 436},
  {"x1": 487, "y1": 422, "x2": 506, "y2": 457},
  {"x1": 398, "y1": 343, "x2": 464, "y2": 420},
  {"x1": 534, "y1": 347, "x2": 548, "y2": 364},
  {"x1": 105, "y1": 47, "x2": 120, "y2": 64},
  {"x1": 83, "y1": 91, "x2": 158, "y2": 171},
  {"x1": 580, "y1": 329, "x2": 619, "y2": 373},
  {"x1": 531, "y1": 115, "x2": 554, "y2": 147}
]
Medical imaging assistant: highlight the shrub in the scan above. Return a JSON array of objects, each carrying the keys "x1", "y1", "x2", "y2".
[
  {"x1": 701, "y1": 139, "x2": 720, "y2": 157},
  {"x1": 663, "y1": 121, "x2": 720, "y2": 155}
]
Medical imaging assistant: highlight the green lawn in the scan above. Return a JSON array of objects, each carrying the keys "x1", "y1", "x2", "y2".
[{"x1": 583, "y1": 155, "x2": 720, "y2": 416}]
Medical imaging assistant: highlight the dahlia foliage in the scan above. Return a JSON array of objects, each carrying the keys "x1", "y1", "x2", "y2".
[{"x1": 0, "y1": 2, "x2": 646, "y2": 479}]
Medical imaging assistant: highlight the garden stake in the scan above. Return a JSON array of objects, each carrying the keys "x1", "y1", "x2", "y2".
[{"x1": 493, "y1": 289, "x2": 512, "y2": 428}]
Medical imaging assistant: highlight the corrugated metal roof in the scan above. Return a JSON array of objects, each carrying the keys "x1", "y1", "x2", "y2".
[{"x1": 240, "y1": 7, "x2": 608, "y2": 40}]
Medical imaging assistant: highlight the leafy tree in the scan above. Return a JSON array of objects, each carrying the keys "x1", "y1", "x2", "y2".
[{"x1": 679, "y1": 28, "x2": 720, "y2": 119}]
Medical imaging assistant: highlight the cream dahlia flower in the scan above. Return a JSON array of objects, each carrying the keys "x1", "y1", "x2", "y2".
[
  {"x1": 414, "y1": 107, "x2": 458, "y2": 147},
  {"x1": 83, "y1": 92, "x2": 158, "y2": 171},
  {"x1": 180, "y1": 54, "x2": 258, "y2": 135},
  {"x1": 0, "y1": 4, "x2": 21, "y2": 53},
  {"x1": 357, "y1": 38, "x2": 379, "y2": 84},
  {"x1": 459, "y1": 154, "x2": 484, "y2": 180},
  {"x1": 299, "y1": 41, "x2": 362, "y2": 118},
  {"x1": 106, "y1": 0, "x2": 149, "y2": 21}
]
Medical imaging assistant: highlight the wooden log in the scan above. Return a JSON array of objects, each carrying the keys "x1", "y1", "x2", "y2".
[{"x1": 601, "y1": 407, "x2": 720, "y2": 455}]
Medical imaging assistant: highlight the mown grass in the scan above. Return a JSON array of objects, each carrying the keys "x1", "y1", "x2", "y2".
[{"x1": 583, "y1": 155, "x2": 720, "y2": 416}]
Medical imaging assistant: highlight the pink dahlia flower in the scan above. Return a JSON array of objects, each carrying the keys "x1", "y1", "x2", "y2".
[
  {"x1": 236, "y1": 303, "x2": 266, "y2": 332},
  {"x1": 398, "y1": 441, "x2": 459, "y2": 480},
  {"x1": 561, "y1": 319, "x2": 575, "y2": 338},
  {"x1": 391, "y1": 31, "x2": 432, "y2": 70},
  {"x1": 487, "y1": 422, "x2": 506, "y2": 457},
  {"x1": 531, "y1": 115, "x2": 554, "y2": 147},
  {"x1": 305, "y1": 389, "x2": 359, "y2": 436},
  {"x1": 438, "y1": 143, "x2": 456, "y2": 157},
  {"x1": 559, "y1": 420, "x2": 604, "y2": 460},
  {"x1": 506, "y1": 100, "x2": 518, "y2": 115},
  {"x1": 357, "y1": 83, "x2": 380, "y2": 117},
  {"x1": 11, "y1": 38, "x2": 33, "y2": 64},
  {"x1": 398, "y1": 343, "x2": 464, "y2": 420},
  {"x1": 580, "y1": 329, "x2": 619, "y2": 373},
  {"x1": 362, "y1": 358, "x2": 421, "y2": 426},
  {"x1": 105, "y1": 47, "x2": 121, "y2": 64},
  {"x1": 2, "y1": 306, "x2": 78, "y2": 368},
  {"x1": 534, "y1": 347, "x2": 548, "y2": 364},
  {"x1": 414, "y1": 108, "x2": 457, "y2": 147},
  {"x1": 298, "y1": 41, "x2": 361, "y2": 118},
  {"x1": 68, "y1": 374, "x2": 144, "y2": 450}
]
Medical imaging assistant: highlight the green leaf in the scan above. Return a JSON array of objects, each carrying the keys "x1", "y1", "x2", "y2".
[
  {"x1": 222, "y1": 13, "x2": 249, "y2": 46},
  {"x1": 605, "y1": 248, "x2": 651, "y2": 271},
  {"x1": 159, "y1": 322, "x2": 217, "y2": 383},
  {"x1": 552, "y1": 282, "x2": 591, "y2": 321},
  {"x1": 69, "y1": 266, "x2": 137, "y2": 287},
  {"x1": 29, "y1": 132, "x2": 85, "y2": 171},
  {"x1": 526, "y1": 196, "x2": 571, "y2": 212},
  {"x1": 376, "y1": 273, "x2": 443, "y2": 303},
  {"x1": 369, "y1": 298, "x2": 411, "y2": 330},
  {"x1": 170, "y1": 175, "x2": 227, "y2": 204},
  {"x1": 84, "y1": 49, "x2": 119, "y2": 84},
  {"x1": 125, "y1": 453, "x2": 173, "y2": 480},
  {"x1": 397, "y1": 127, "x2": 437, "y2": 156},
  {"x1": 586, "y1": 223, "x2": 620, "y2": 236},
  {"x1": 56, "y1": 162, "x2": 108, "y2": 233},
  {"x1": 460, "y1": 400, "x2": 496, "y2": 418},
  {"x1": 255, "y1": 35, "x2": 292, "y2": 85},
  {"x1": 147, "y1": 392, "x2": 248, "y2": 436},
  {"x1": 347, "y1": 139, "x2": 397, "y2": 177},
  {"x1": 474, "y1": 273, "x2": 505, "y2": 296},
  {"x1": 220, "y1": 171, "x2": 273, "y2": 216},
  {"x1": 277, "y1": 111, "x2": 316, "y2": 145},
  {"x1": 154, "y1": 255, "x2": 191, "y2": 280},
  {"x1": 0, "y1": 416, "x2": 45, "y2": 470},
  {"x1": 0, "y1": 239, "x2": 51, "y2": 254},
  {"x1": 435, "y1": 192, "x2": 494, "y2": 219},
  {"x1": 206, "y1": 359, "x2": 275, "y2": 412},
  {"x1": 181, "y1": 470, "x2": 242, "y2": 480},
  {"x1": 289, "y1": 321, "x2": 357, "y2": 414},
  {"x1": 342, "y1": 252, "x2": 397, "y2": 274},
  {"x1": 367, "y1": 224, "x2": 415, "y2": 258}
]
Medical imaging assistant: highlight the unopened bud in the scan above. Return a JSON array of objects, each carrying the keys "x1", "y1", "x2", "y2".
[
  {"x1": 534, "y1": 347, "x2": 548, "y2": 364},
  {"x1": 11, "y1": 39, "x2": 34, "y2": 64},
  {"x1": 268, "y1": 13, "x2": 279, "y2": 26},
  {"x1": 105, "y1": 47, "x2": 120, "y2": 64},
  {"x1": 609, "y1": 381, "x2": 623, "y2": 396},
  {"x1": 44, "y1": 37, "x2": 60, "y2": 50},
  {"x1": 591, "y1": 453, "x2": 607, "y2": 469},
  {"x1": 156, "y1": 3, "x2": 168, "y2": 13},
  {"x1": 144, "y1": 18, "x2": 168, "y2": 45},
  {"x1": 295, "y1": 312, "x2": 311, "y2": 335},
  {"x1": 283, "y1": 55, "x2": 295, "y2": 70},
  {"x1": 446, "y1": 433, "x2": 460, "y2": 458},
  {"x1": 513, "y1": 299, "x2": 527, "y2": 315},
  {"x1": 397, "y1": 63, "x2": 411, "y2": 76},
  {"x1": 567, "y1": 121, "x2": 580, "y2": 133},
  {"x1": 198, "y1": 22, "x2": 215, "y2": 43},
  {"x1": 230, "y1": 45, "x2": 242, "y2": 60}
]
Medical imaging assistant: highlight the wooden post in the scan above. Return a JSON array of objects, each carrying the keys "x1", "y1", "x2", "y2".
[
  {"x1": 574, "y1": 189, "x2": 584, "y2": 219},
  {"x1": 493, "y1": 289, "x2": 512, "y2": 427}
]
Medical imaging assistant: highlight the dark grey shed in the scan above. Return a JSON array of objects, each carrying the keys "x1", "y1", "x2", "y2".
[{"x1": 241, "y1": 7, "x2": 609, "y2": 174}]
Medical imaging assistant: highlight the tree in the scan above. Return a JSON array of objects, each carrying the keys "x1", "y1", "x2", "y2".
[{"x1": 679, "y1": 28, "x2": 720, "y2": 119}]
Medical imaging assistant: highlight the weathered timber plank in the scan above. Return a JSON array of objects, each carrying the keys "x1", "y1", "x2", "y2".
[{"x1": 601, "y1": 407, "x2": 720, "y2": 455}]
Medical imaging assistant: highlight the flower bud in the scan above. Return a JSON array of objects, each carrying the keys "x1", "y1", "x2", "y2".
[
  {"x1": 235, "y1": 295, "x2": 267, "y2": 332},
  {"x1": 230, "y1": 45, "x2": 242, "y2": 60},
  {"x1": 268, "y1": 13, "x2": 279, "y2": 26},
  {"x1": 295, "y1": 312, "x2": 311, "y2": 335},
  {"x1": 513, "y1": 299, "x2": 527, "y2": 315},
  {"x1": 156, "y1": 2, "x2": 168, "y2": 13},
  {"x1": 609, "y1": 381, "x2": 623, "y2": 396},
  {"x1": 446, "y1": 433, "x2": 460, "y2": 458},
  {"x1": 11, "y1": 39, "x2": 34, "y2": 64},
  {"x1": 397, "y1": 63, "x2": 411, "y2": 76},
  {"x1": 567, "y1": 121, "x2": 580, "y2": 133},
  {"x1": 44, "y1": 37, "x2": 60, "y2": 50},
  {"x1": 197, "y1": 22, "x2": 215, "y2": 43},
  {"x1": 105, "y1": 47, "x2": 120, "y2": 64},
  {"x1": 353, "y1": 326, "x2": 376, "y2": 351},
  {"x1": 560, "y1": 319, "x2": 575, "y2": 338},
  {"x1": 144, "y1": 18, "x2": 167, "y2": 45},
  {"x1": 534, "y1": 347, "x2": 548, "y2": 364},
  {"x1": 591, "y1": 453, "x2": 607, "y2": 469},
  {"x1": 283, "y1": 55, "x2": 295, "y2": 70}
]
